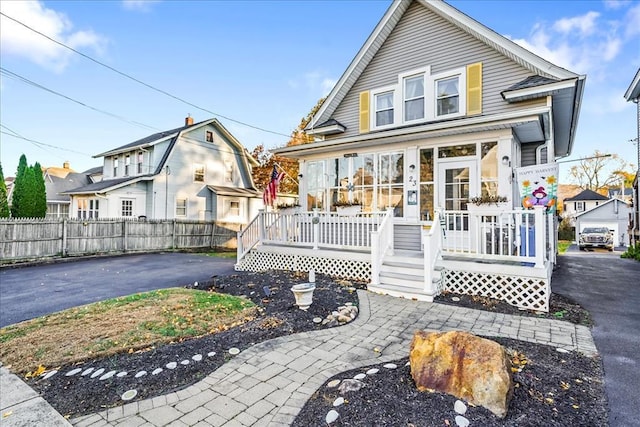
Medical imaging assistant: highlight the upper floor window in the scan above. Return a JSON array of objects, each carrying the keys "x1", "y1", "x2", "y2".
[
  {"x1": 436, "y1": 76, "x2": 460, "y2": 116},
  {"x1": 224, "y1": 161, "x2": 234, "y2": 182},
  {"x1": 206, "y1": 131, "x2": 214, "y2": 142},
  {"x1": 575, "y1": 201, "x2": 585, "y2": 212},
  {"x1": 194, "y1": 164, "x2": 205, "y2": 182},
  {"x1": 404, "y1": 75, "x2": 425, "y2": 121},
  {"x1": 137, "y1": 152, "x2": 144, "y2": 174},
  {"x1": 374, "y1": 90, "x2": 394, "y2": 127},
  {"x1": 113, "y1": 157, "x2": 118, "y2": 177},
  {"x1": 124, "y1": 155, "x2": 131, "y2": 176}
]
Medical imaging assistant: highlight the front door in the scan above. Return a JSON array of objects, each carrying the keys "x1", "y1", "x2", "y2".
[{"x1": 438, "y1": 160, "x2": 476, "y2": 250}]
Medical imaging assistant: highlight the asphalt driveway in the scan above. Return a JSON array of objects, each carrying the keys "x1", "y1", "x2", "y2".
[
  {"x1": 0, "y1": 253, "x2": 236, "y2": 328},
  {"x1": 551, "y1": 246, "x2": 640, "y2": 427}
]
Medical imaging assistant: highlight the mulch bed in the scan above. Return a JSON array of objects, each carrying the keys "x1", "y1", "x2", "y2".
[{"x1": 24, "y1": 270, "x2": 607, "y2": 426}]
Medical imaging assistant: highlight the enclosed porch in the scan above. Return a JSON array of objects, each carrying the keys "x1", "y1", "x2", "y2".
[{"x1": 236, "y1": 206, "x2": 556, "y2": 312}]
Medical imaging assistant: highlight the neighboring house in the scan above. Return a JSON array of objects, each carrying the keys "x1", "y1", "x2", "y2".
[
  {"x1": 42, "y1": 162, "x2": 93, "y2": 218},
  {"x1": 236, "y1": 0, "x2": 585, "y2": 312},
  {"x1": 607, "y1": 187, "x2": 633, "y2": 203},
  {"x1": 64, "y1": 117, "x2": 261, "y2": 223},
  {"x1": 624, "y1": 68, "x2": 639, "y2": 246},
  {"x1": 574, "y1": 198, "x2": 631, "y2": 247},
  {"x1": 562, "y1": 189, "x2": 609, "y2": 226}
]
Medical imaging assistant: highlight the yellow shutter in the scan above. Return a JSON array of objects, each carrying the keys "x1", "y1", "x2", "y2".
[
  {"x1": 466, "y1": 62, "x2": 483, "y2": 115},
  {"x1": 359, "y1": 91, "x2": 370, "y2": 133}
]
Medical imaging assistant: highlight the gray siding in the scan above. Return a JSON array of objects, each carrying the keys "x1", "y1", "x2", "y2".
[
  {"x1": 521, "y1": 142, "x2": 545, "y2": 167},
  {"x1": 329, "y1": 1, "x2": 544, "y2": 139}
]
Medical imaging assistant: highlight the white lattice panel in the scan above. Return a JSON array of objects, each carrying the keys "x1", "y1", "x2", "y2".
[
  {"x1": 444, "y1": 269, "x2": 549, "y2": 312},
  {"x1": 236, "y1": 251, "x2": 371, "y2": 281}
]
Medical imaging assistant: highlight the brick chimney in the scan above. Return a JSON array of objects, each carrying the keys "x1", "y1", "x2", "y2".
[
  {"x1": 63, "y1": 161, "x2": 70, "y2": 169},
  {"x1": 185, "y1": 115, "x2": 194, "y2": 126}
]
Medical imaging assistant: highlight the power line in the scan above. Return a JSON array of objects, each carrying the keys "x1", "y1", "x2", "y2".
[
  {"x1": 0, "y1": 67, "x2": 161, "y2": 132},
  {"x1": 0, "y1": 11, "x2": 292, "y2": 139},
  {"x1": 0, "y1": 126, "x2": 93, "y2": 157}
]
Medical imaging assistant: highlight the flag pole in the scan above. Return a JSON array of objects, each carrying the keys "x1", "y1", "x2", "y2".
[{"x1": 273, "y1": 161, "x2": 298, "y2": 185}]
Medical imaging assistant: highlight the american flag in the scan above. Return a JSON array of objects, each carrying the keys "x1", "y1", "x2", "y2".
[{"x1": 263, "y1": 165, "x2": 285, "y2": 207}]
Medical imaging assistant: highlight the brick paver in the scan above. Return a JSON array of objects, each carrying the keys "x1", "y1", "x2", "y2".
[{"x1": 71, "y1": 290, "x2": 597, "y2": 426}]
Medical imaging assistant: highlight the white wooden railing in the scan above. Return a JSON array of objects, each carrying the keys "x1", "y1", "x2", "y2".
[
  {"x1": 423, "y1": 210, "x2": 444, "y2": 295},
  {"x1": 370, "y1": 208, "x2": 395, "y2": 285},
  {"x1": 441, "y1": 206, "x2": 548, "y2": 268},
  {"x1": 237, "y1": 209, "x2": 388, "y2": 263}
]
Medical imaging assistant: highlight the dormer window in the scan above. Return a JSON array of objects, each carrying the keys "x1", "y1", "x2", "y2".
[
  {"x1": 124, "y1": 155, "x2": 131, "y2": 176},
  {"x1": 206, "y1": 131, "x2": 214, "y2": 142},
  {"x1": 113, "y1": 157, "x2": 118, "y2": 177},
  {"x1": 436, "y1": 76, "x2": 460, "y2": 116},
  {"x1": 137, "y1": 152, "x2": 144, "y2": 174},
  {"x1": 373, "y1": 89, "x2": 395, "y2": 127}
]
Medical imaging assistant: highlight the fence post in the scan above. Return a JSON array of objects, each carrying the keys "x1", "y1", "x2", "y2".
[
  {"x1": 313, "y1": 210, "x2": 319, "y2": 250},
  {"x1": 61, "y1": 218, "x2": 68, "y2": 257},
  {"x1": 210, "y1": 221, "x2": 217, "y2": 249},
  {"x1": 172, "y1": 219, "x2": 176, "y2": 249},
  {"x1": 123, "y1": 219, "x2": 128, "y2": 252},
  {"x1": 371, "y1": 231, "x2": 380, "y2": 285},
  {"x1": 258, "y1": 210, "x2": 265, "y2": 243},
  {"x1": 534, "y1": 206, "x2": 545, "y2": 268},
  {"x1": 386, "y1": 207, "x2": 394, "y2": 255}
]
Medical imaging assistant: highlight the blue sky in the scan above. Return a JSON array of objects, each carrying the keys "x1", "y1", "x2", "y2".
[{"x1": 1, "y1": 0, "x2": 638, "y2": 182}]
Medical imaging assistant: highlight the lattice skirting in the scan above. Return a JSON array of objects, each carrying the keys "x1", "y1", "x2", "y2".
[
  {"x1": 444, "y1": 269, "x2": 550, "y2": 312},
  {"x1": 236, "y1": 251, "x2": 371, "y2": 282}
]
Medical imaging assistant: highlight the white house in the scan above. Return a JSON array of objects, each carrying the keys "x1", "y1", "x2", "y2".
[
  {"x1": 64, "y1": 117, "x2": 261, "y2": 223},
  {"x1": 624, "y1": 68, "x2": 639, "y2": 246},
  {"x1": 235, "y1": 0, "x2": 585, "y2": 312},
  {"x1": 562, "y1": 189, "x2": 610, "y2": 226}
]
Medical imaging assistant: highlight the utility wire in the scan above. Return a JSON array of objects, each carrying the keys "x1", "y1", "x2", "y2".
[
  {"x1": 0, "y1": 12, "x2": 292, "y2": 139},
  {"x1": 0, "y1": 126, "x2": 93, "y2": 156},
  {"x1": 0, "y1": 67, "x2": 161, "y2": 132}
]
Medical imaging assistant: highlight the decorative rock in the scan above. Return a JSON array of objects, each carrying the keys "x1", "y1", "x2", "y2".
[
  {"x1": 90, "y1": 368, "x2": 105, "y2": 379},
  {"x1": 229, "y1": 348, "x2": 240, "y2": 355},
  {"x1": 42, "y1": 370, "x2": 58, "y2": 380},
  {"x1": 81, "y1": 368, "x2": 94, "y2": 376},
  {"x1": 151, "y1": 368, "x2": 163, "y2": 375},
  {"x1": 337, "y1": 314, "x2": 351, "y2": 323},
  {"x1": 455, "y1": 415, "x2": 470, "y2": 427},
  {"x1": 207, "y1": 351, "x2": 216, "y2": 357},
  {"x1": 65, "y1": 368, "x2": 82, "y2": 377},
  {"x1": 193, "y1": 354, "x2": 203, "y2": 361},
  {"x1": 322, "y1": 318, "x2": 331, "y2": 325},
  {"x1": 121, "y1": 389, "x2": 137, "y2": 401},
  {"x1": 366, "y1": 368, "x2": 379, "y2": 375},
  {"x1": 338, "y1": 379, "x2": 365, "y2": 393},
  {"x1": 345, "y1": 302, "x2": 353, "y2": 306},
  {"x1": 410, "y1": 330, "x2": 513, "y2": 418},
  {"x1": 166, "y1": 362, "x2": 177, "y2": 369},
  {"x1": 116, "y1": 372, "x2": 128, "y2": 378},
  {"x1": 333, "y1": 397, "x2": 345, "y2": 407},
  {"x1": 180, "y1": 360, "x2": 190, "y2": 365},
  {"x1": 332, "y1": 311, "x2": 340, "y2": 317},
  {"x1": 325, "y1": 410, "x2": 340, "y2": 424},
  {"x1": 353, "y1": 373, "x2": 366, "y2": 380},
  {"x1": 454, "y1": 400, "x2": 467, "y2": 415},
  {"x1": 327, "y1": 379, "x2": 341, "y2": 388},
  {"x1": 405, "y1": 361, "x2": 410, "y2": 367},
  {"x1": 99, "y1": 370, "x2": 116, "y2": 381},
  {"x1": 383, "y1": 363, "x2": 397, "y2": 369},
  {"x1": 313, "y1": 317, "x2": 323, "y2": 324},
  {"x1": 556, "y1": 348, "x2": 570, "y2": 354},
  {"x1": 452, "y1": 297, "x2": 461, "y2": 302},
  {"x1": 135, "y1": 371, "x2": 147, "y2": 378}
]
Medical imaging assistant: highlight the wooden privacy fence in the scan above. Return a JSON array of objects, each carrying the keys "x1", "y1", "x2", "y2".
[{"x1": 0, "y1": 218, "x2": 241, "y2": 262}]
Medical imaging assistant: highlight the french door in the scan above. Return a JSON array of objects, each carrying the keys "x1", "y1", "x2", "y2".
[{"x1": 438, "y1": 160, "x2": 476, "y2": 250}]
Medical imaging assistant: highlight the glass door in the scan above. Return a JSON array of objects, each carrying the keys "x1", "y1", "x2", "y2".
[{"x1": 438, "y1": 160, "x2": 476, "y2": 249}]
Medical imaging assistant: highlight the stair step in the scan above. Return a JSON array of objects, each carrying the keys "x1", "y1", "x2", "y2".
[{"x1": 380, "y1": 263, "x2": 423, "y2": 275}]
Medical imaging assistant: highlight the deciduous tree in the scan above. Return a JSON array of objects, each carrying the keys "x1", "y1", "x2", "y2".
[{"x1": 567, "y1": 150, "x2": 634, "y2": 193}]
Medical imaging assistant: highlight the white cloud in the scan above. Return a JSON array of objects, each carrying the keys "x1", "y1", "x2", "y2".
[
  {"x1": 122, "y1": 0, "x2": 160, "y2": 12},
  {"x1": 0, "y1": 1, "x2": 107, "y2": 72},
  {"x1": 287, "y1": 71, "x2": 336, "y2": 97},
  {"x1": 553, "y1": 11, "x2": 600, "y2": 36},
  {"x1": 604, "y1": 0, "x2": 632, "y2": 10},
  {"x1": 625, "y1": 3, "x2": 640, "y2": 37},
  {"x1": 321, "y1": 78, "x2": 336, "y2": 96}
]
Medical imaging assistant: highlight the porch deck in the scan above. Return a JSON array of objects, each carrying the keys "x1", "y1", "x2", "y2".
[{"x1": 236, "y1": 207, "x2": 555, "y2": 311}]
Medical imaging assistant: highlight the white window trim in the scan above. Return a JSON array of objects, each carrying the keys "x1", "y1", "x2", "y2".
[
  {"x1": 431, "y1": 66, "x2": 466, "y2": 119},
  {"x1": 399, "y1": 66, "x2": 430, "y2": 124},
  {"x1": 193, "y1": 163, "x2": 205, "y2": 183},
  {"x1": 176, "y1": 198, "x2": 188, "y2": 217},
  {"x1": 370, "y1": 85, "x2": 399, "y2": 131},
  {"x1": 121, "y1": 199, "x2": 134, "y2": 217}
]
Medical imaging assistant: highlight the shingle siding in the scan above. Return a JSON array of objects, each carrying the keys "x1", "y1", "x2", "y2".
[{"x1": 329, "y1": 1, "x2": 544, "y2": 139}]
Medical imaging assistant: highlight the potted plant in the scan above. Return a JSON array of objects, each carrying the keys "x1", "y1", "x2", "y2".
[
  {"x1": 468, "y1": 195, "x2": 509, "y2": 212},
  {"x1": 333, "y1": 197, "x2": 362, "y2": 216},
  {"x1": 277, "y1": 201, "x2": 301, "y2": 215}
]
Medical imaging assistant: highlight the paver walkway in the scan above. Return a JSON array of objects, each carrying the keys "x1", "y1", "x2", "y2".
[{"x1": 71, "y1": 291, "x2": 596, "y2": 427}]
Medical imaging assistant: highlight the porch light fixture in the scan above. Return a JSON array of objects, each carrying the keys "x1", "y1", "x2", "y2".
[{"x1": 501, "y1": 155, "x2": 510, "y2": 166}]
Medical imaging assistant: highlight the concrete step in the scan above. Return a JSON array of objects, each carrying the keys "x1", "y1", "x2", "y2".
[{"x1": 368, "y1": 281, "x2": 437, "y2": 302}]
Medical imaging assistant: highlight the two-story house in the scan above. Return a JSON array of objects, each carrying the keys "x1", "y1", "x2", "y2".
[
  {"x1": 235, "y1": 0, "x2": 585, "y2": 312},
  {"x1": 562, "y1": 189, "x2": 609, "y2": 226},
  {"x1": 64, "y1": 117, "x2": 261, "y2": 223},
  {"x1": 624, "y1": 68, "x2": 639, "y2": 246}
]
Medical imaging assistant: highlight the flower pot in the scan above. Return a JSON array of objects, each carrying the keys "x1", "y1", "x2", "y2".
[
  {"x1": 336, "y1": 205, "x2": 362, "y2": 216},
  {"x1": 291, "y1": 283, "x2": 316, "y2": 310}
]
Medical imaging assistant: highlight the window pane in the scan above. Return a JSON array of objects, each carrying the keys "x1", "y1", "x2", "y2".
[
  {"x1": 353, "y1": 155, "x2": 374, "y2": 187},
  {"x1": 437, "y1": 96, "x2": 459, "y2": 115},
  {"x1": 405, "y1": 99, "x2": 425, "y2": 121},
  {"x1": 438, "y1": 144, "x2": 476, "y2": 158},
  {"x1": 480, "y1": 142, "x2": 498, "y2": 181},
  {"x1": 376, "y1": 110, "x2": 393, "y2": 126},
  {"x1": 437, "y1": 77, "x2": 459, "y2": 97},
  {"x1": 390, "y1": 154, "x2": 403, "y2": 183},
  {"x1": 437, "y1": 77, "x2": 459, "y2": 116},
  {"x1": 420, "y1": 184, "x2": 434, "y2": 221},
  {"x1": 404, "y1": 75, "x2": 424, "y2": 121},
  {"x1": 376, "y1": 92, "x2": 393, "y2": 109},
  {"x1": 419, "y1": 148, "x2": 433, "y2": 182}
]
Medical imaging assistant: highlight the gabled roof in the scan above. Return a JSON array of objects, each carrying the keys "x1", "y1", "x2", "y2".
[
  {"x1": 624, "y1": 68, "x2": 640, "y2": 102},
  {"x1": 505, "y1": 75, "x2": 559, "y2": 91},
  {"x1": 310, "y1": 0, "x2": 581, "y2": 130},
  {"x1": 564, "y1": 189, "x2": 609, "y2": 202},
  {"x1": 62, "y1": 175, "x2": 154, "y2": 195},
  {"x1": 46, "y1": 172, "x2": 92, "y2": 202},
  {"x1": 575, "y1": 197, "x2": 630, "y2": 218}
]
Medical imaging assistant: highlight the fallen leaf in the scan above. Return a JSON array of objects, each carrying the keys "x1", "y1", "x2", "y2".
[{"x1": 2, "y1": 411, "x2": 13, "y2": 418}]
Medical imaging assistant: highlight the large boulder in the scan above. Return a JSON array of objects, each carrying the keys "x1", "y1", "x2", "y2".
[{"x1": 409, "y1": 330, "x2": 513, "y2": 418}]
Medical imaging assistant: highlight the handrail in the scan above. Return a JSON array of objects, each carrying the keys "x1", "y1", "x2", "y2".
[
  {"x1": 423, "y1": 209, "x2": 443, "y2": 295},
  {"x1": 370, "y1": 208, "x2": 394, "y2": 285}
]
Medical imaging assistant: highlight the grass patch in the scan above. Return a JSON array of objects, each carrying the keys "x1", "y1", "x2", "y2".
[
  {"x1": 558, "y1": 240, "x2": 572, "y2": 254},
  {"x1": 0, "y1": 288, "x2": 255, "y2": 375},
  {"x1": 202, "y1": 251, "x2": 236, "y2": 259}
]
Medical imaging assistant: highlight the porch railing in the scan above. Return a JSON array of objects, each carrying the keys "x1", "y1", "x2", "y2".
[
  {"x1": 237, "y1": 209, "x2": 388, "y2": 263},
  {"x1": 423, "y1": 210, "x2": 444, "y2": 295},
  {"x1": 370, "y1": 208, "x2": 394, "y2": 285},
  {"x1": 441, "y1": 206, "x2": 548, "y2": 268}
]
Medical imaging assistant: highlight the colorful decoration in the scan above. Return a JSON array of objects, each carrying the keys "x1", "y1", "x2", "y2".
[{"x1": 515, "y1": 164, "x2": 559, "y2": 213}]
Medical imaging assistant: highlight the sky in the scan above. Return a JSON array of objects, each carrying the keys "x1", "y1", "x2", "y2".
[{"x1": 1, "y1": 0, "x2": 639, "y2": 183}]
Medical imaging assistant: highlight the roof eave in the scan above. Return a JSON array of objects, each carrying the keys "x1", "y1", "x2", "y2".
[{"x1": 624, "y1": 68, "x2": 640, "y2": 102}]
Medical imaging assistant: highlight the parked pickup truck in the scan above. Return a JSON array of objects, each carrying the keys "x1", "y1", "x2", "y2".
[{"x1": 579, "y1": 227, "x2": 614, "y2": 251}]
